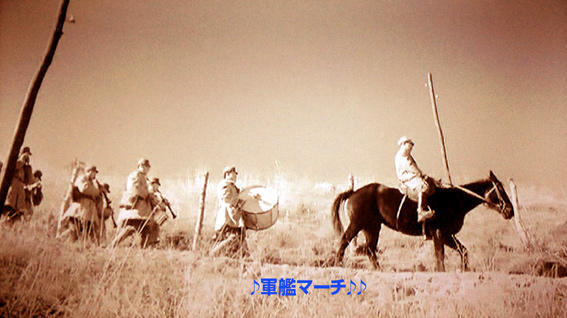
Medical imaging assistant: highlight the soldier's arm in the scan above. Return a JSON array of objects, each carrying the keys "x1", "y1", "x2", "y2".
[{"x1": 220, "y1": 184, "x2": 239, "y2": 207}]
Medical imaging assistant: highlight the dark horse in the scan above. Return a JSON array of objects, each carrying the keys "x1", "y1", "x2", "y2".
[{"x1": 331, "y1": 171, "x2": 514, "y2": 271}]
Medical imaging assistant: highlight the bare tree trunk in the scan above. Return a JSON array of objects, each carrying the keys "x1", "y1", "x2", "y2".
[
  {"x1": 0, "y1": 0, "x2": 71, "y2": 214},
  {"x1": 427, "y1": 73, "x2": 453, "y2": 186},
  {"x1": 192, "y1": 172, "x2": 209, "y2": 250},
  {"x1": 509, "y1": 179, "x2": 533, "y2": 250}
]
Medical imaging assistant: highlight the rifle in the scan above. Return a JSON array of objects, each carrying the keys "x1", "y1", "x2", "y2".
[
  {"x1": 96, "y1": 180, "x2": 117, "y2": 228},
  {"x1": 156, "y1": 190, "x2": 177, "y2": 219}
]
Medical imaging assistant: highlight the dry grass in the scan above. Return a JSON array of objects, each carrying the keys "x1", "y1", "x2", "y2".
[{"x1": 0, "y1": 173, "x2": 566, "y2": 317}]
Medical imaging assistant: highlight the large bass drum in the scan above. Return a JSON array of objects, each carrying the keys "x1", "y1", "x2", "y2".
[{"x1": 238, "y1": 185, "x2": 279, "y2": 230}]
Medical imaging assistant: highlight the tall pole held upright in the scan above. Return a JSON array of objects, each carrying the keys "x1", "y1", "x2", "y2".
[{"x1": 427, "y1": 73, "x2": 453, "y2": 186}]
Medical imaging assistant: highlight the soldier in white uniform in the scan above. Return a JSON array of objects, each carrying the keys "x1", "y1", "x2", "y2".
[
  {"x1": 59, "y1": 165, "x2": 104, "y2": 243},
  {"x1": 395, "y1": 137, "x2": 436, "y2": 223},
  {"x1": 210, "y1": 166, "x2": 248, "y2": 257},
  {"x1": 112, "y1": 158, "x2": 159, "y2": 248}
]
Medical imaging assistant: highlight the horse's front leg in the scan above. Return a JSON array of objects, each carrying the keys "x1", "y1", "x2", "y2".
[
  {"x1": 445, "y1": 235, "x2": 469, "y2": 271},
  {"x1": 433, "y1": 229, "x2": 445, "y2": 272}
]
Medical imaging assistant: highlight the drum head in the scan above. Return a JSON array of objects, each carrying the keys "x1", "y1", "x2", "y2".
[{"x1": 238, "y1": 186, "x2": 279, "y2": 230}]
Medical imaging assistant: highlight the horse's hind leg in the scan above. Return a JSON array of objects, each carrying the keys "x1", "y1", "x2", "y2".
[
  {"x1": 445, "y1": 235, "x2": 469, "y2": 271},
  {"x1": 363, "y1": 224, "x2": 381, "y2": 270},
  {"x1": 335, "y1": 222, "x2": 360, "y2": 266}
]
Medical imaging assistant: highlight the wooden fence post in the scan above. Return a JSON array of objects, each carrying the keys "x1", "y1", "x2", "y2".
[
  {"x1": 427, "y1": 73, "x2": 453, "y2": 185},
  {"x1": 0, "y1": 0, "x2": 71, "y2": 213},
  {"x1": 192, "y1": 172, "x2": 209, "y2": 250},
  {"x1": 509, "y1": 179, "x2": 533, "y2": 250},
  {"x1": 348, "y1": 174, "x2": 354, "y2": 191}
]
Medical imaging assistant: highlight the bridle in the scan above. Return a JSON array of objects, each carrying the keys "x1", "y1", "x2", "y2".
[
  {"x1": 455, "y1": 180, "x2": 507, "y2": 213},
  {"x1": 484, "y1": 180, "x2": 507, "y2": 213}
]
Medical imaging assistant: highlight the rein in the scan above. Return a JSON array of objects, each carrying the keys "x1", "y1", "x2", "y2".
[{"x1": 454, "y1": 181, "x2": 504, "y2": 212}]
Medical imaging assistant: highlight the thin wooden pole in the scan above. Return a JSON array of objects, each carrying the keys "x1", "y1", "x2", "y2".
[
  {"x1": 348, "y1": 174, "x2": 354, "y2": 191},
  {"x1": 509, "y1": 179, "x2": 533, "y2": 250},
  {"x1": 0, "y1": 0, "x2": 71, "y2": 214},
  {"x1": 192, "y1": 172, "x2": 209, "y2": 250},
  {"x1": 427, "y1": 73, "x2": 453, "y2": 186}
]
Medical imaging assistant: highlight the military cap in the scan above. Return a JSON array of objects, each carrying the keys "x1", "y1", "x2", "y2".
[
  {"x1": 138, "y1": 158, "x2": 151, "y2": 167},
  {"x1": 33, "y1": 170, "x2": 43, "y2": 180},
  {"x1": 223, "y1": 166, "x2": 238, "y2": 177},
  {"x1": 397, "y1": 136, "x2": 414, "y2": 146},
  {"x1": 150, "y1": 177, "x2": 161, "y2": 186},
  {"x1": 21, "y1": 146, "x2": 32, "y2": 156},
  {"x1": 86, "y1": 165, "x2": 99, "y2": 173}
]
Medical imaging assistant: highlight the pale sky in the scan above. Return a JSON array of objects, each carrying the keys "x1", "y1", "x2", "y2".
[{"x1": 1, "y1": 0, "x2": 566, "y2": 191}]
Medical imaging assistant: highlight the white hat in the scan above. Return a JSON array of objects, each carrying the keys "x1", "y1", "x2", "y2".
[{"x1": 398, "y1": 136, "x2": 414, "y2": 146}]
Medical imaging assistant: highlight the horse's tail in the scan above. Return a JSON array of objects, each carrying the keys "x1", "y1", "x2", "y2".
[{"x1": 331, "y1": 189, "x2": 354, "y2": 236}]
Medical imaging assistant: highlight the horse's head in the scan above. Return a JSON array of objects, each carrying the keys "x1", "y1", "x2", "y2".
[{"x1": 486, "y1": 171, "x2": 514, "y2": 219}]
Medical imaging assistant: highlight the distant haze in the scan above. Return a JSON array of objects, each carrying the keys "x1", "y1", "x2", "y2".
[{"x1": 1, "y1": 1, "x2": 566, "y2": 192}]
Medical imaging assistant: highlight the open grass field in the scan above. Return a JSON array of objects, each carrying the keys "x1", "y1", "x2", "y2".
[{"x1": 0, "y1": 173, "x2": 566, "y2": 317}]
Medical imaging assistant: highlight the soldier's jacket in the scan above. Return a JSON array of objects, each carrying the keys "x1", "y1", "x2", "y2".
[
  {"x1": 214, "y1": 179, "x2": 243, "y2": 231},
  {"x1": 395, "y1": 149, "x2": 423, "y2": 184},
  {"x1": 116, "y1": 170, "x2": 152, "y2": 224},
  {"x1": 31, "y1": 175, "x2": 43, "y2": 206},
  {"x1": 120, "y1": 170, "x2": 150, "y2": 207},
  {"x1": 395, "y1": 148, "x2": 435, "y2": 198},
  {"x1": 5, "y1": 160, "x2": 27, "y2": 212},
  {"x1": 149, "y1": 190, "x2": 167, "y2": 210},
  {"x1": 62, "y1": 175, "x2": 102, "y2": 224}
]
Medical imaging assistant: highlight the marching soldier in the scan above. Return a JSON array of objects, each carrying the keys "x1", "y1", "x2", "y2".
[
  {"x1": 112, "y1": 158, "x2": 159, "y2": 248},
  {"x1": 148, "y1": 177, "x2": 176, "y2": 225},
  {"x1": 210, "y1": 166, "x2": 248, "y2": 257},
  {"x1": 3, "y1": 147, "x2": 35, "y2": 223},
  {"x1": 395, "y1": 137, "x2": 436, "y2": 223},
  {"x1": 58, "y1": 165, "x2": 104, "y2": 244},
  {"x1": 31, "y1": 170, "x2": 44, "y2": 207},
  {"x1": 97, "y1": 183, "x2": 115, "y2": 243}
]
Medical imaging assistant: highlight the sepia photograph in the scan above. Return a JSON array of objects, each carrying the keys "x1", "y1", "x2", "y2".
[{"x1": 0, "y1": 0, "x2": 566, "y2": 317}]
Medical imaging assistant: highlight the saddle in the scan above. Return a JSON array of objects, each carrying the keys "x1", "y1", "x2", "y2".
[{"x1": 397, "y1": 176, "x2": 439, "y2": 201}]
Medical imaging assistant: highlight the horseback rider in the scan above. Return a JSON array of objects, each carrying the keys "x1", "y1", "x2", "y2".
[
  {"x1": 210, "y1": 166, "x2": 248, "y2": 257},
  {"x1": 395, "y1": 136, "x2": 436, "y2": 223}
]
